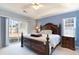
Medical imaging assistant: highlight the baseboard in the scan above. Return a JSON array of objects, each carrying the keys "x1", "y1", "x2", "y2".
[{"x1": 76, "y1": 46, "x2": 79, "y2": 49}]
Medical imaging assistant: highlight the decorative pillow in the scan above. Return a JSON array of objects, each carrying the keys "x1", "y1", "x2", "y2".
[
  {"x1": 40, "y1": 30, "x2": 52, "y2": 34},
  {"x1": 30, "y1": 33, "x2": 42, "y2": 37}
]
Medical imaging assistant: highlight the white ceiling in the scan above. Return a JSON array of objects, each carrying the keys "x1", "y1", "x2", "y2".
[{"x1": 0, "y1": 3, "x2": 79, "y2": 20}]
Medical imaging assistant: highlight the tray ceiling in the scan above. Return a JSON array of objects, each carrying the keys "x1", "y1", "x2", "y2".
[{"x1": 0, "y1": 3, "x2": 79, "y2": 19}]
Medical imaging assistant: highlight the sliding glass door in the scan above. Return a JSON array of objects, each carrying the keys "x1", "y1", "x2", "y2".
[{"x1": 8, "y1": 19, "x2": 21, "y2": 43}]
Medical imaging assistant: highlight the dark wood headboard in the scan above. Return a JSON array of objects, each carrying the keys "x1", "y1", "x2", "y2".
[{"x1": 41, "y1": 23, "x2": 61, "y2": 35}]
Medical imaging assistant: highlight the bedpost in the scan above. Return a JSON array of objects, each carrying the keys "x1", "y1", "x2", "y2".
[
  {"x1": 45, "y1": 34, "x2": 49, "y2": 55},
  {"x1": 59, "y1": 24, "x2": 61, "y2": 36},
  {"x1": 21, "y1": 32, "x2": 23, "y2": 47}
]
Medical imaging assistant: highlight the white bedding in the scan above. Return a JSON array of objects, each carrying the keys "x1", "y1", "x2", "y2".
[
  {"x1": 48, "y1": 34, "x2": 60, "y2": 54},
  {"x1": 24, "y1": 34, "x2": 61, "y2": 48},
  {"x1": 49, "y1": 34, "x2": 61, "y2": 48}
]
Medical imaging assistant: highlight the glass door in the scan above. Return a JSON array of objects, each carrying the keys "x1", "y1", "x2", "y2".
[{"x1": 8, "y1": 19, "x2": 21, "y2": 43}]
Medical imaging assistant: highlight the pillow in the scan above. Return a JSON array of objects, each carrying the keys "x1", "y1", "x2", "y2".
[
  {"x1": 30, "y1": 33, "x2": 42, "y2": 37},
  {"x1": 40, "y1": 30, "x2": 52, "y2": 34}
]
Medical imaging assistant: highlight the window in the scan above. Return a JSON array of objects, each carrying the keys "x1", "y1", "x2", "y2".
[{"x1": 62, "y1": 17, "x2": 76, "y2": 37}]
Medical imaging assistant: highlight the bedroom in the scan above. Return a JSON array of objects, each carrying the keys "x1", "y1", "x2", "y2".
[{"x1": 0, "y1": 3, "x2": 79, "y2": 55}]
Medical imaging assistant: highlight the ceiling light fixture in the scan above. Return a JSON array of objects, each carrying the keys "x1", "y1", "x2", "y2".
[
  {"x1": 32, "y1": 3, "x2": 43, "y2": 10},
  {"x1": 23, "y1": 3, "x2": 43, "y2": 13},
  {"x1": 32, "y1": 0, "x2": 41, "y2": 10}
]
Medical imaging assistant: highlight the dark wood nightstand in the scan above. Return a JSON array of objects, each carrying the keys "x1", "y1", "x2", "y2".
[{"x1": 61, "y1": 36, "x2": 75, "y2": 50}]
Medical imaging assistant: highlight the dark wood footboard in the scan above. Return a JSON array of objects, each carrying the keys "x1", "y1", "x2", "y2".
[{"x1": 21, "y1": 33, "x2": 50, "y2": 55}]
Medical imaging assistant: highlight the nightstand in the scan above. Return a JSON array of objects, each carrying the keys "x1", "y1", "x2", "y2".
[{"x1": 61, "y1": 36, "x2": 75, "y2": 50}]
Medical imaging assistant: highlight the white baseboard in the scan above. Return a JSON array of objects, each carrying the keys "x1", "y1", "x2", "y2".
[{"x1": 76, "y1": 46, "x2": 79, "y2": 49}]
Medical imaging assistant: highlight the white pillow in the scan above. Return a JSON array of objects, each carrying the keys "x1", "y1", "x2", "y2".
[{"x1": 40, "y1": 30, "x2": 52, "y2": 34}]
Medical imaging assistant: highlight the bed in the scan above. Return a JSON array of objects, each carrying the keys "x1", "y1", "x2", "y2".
[{"x1": 21, "y1": 23, "x2": 61, "y2": 55}]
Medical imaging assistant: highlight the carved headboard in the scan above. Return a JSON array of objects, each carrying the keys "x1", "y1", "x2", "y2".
[{"x1": 41, "y1": 23, "x2": 61, "y2": 35}]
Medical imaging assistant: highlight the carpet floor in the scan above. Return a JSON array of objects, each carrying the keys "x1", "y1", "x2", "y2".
[{"x1": 0, "y1": 42, "x2": 79, "y2": 55}]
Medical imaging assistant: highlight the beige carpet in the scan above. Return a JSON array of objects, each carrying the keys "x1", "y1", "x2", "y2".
[
  {"x1": 52, "y1": 46, "x2": 79, "y2": 55},
  {"x1": 0, "y1": 42, "x2": 79, "y2": 55}
]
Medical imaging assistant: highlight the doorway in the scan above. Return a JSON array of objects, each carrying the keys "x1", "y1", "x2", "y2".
[{"x1": 8, "y1": 19, "x2": 21, "y2": 43}]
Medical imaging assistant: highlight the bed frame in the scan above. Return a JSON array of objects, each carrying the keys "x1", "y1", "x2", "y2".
[{"x1": 21, "y1": 23, "x2": 61, "y2": 55}]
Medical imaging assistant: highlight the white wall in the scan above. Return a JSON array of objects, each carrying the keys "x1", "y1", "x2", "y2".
[
  {"x1": 27, "y1": 20, "x2": 36, "y2": 34},
  {"x1": 19, "y1": 21, "x2": 28, "y2": 35},
  {"x1": 19, "y1": 20, "x2": 36, "y2": 34}
]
